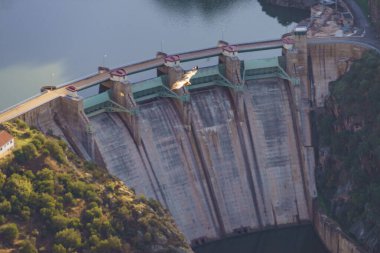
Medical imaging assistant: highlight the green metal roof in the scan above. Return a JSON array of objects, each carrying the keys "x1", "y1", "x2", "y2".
[
  {"x1": 244, "y1": 57, "x2": 279, "y2": 70},
  {"x1": 132, "y1": 76, "x2": 166, "y2": 93},
  {"x1": 192, "y1": 65, "x2": 221, "y2": 79},
  {"x1": 83, "y1": 91, "x2": 110, "y2": 109}
]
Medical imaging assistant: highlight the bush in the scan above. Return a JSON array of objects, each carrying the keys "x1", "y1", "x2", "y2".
[
  {"x1": 20, "y1": 206, "x2": 31, "y2": 221},
  {"x1": 21, "y1": 132, "x2": 31, "y2": 139},
  {"x1": 0, "y1": 171, "x2": 6, "y2": 188},
  {"x1": 45, "y1": 140, "x2": 66, "y2": 163},
  {"x1": 13, "y1": 143, "x2": 38, "y2": 163},
  {"x1": 19, "y1": 240, "x2": 38, "y2": 253},
  {"x1": 5, "y1": 174, "x2": 33, "y2": 201},
  {"x1": 34, "y1": 134, "x2": 46, "y2": 145},
  {"x1": 68, "y1": 181, "x2": 93, "y2": 198},
  {"x1": 52, "y1": 244, "x2": 67, "y2": 253},
  {"x1": 0, "y1": 223, "x2": 19, "y2": 245},
  {"x1": 50, "y1": 215, "x2": 70, "y2": 232},
  {"x1": 14, "y1": 119, "x2": 28, "y2": 130},
  {"x1": 31, "y1": 139, "x2": 43, "y2": 150},
  {"x1": 13, "y1": 149, "x2": 26, "y2": 164},
  {"x1": 55, "y1": 228, "x2": 82, "y2": 250},
  {"x1": 63, "y1": 192, "x2": 74, "y2": 205},
  {"x1": 0, "y1": 200, "x2": 11, "y2": 214},
  {"x1": 92, "y1": 236, "x2": 122, "y2": 253},
  {"x1": 22, "y1": 143, "x2": 38, "y2": 161}
]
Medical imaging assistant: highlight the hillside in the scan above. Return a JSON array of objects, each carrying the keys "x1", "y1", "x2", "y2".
[
  {"x1": 0, "y1": 120, "x2": 192, "y2": 253},
  {"x1": 316, "y1": 51, "x2": 380, "y2": 252}
]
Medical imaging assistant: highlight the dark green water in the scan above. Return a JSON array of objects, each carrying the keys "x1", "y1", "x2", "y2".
[{"x1": 194, "y1": 225, "x2": 329, "y2": 253}]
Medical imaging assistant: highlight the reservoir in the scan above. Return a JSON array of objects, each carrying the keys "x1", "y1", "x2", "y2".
[{"x1": 0, "y1": 0, "x2": 308, "y2": 110}]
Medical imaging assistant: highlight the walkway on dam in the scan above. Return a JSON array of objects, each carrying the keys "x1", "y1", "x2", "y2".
[{"x1": 0, "y1": 37, "x2": 379, "y2": 124}]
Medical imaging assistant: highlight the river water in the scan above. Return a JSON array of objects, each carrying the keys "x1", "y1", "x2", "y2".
[
  {"x1": 194, "y1": 225, "x2": 328, "y2": 253},
  {"x1": 0, "y1": 0, "x2": 308, "y2": 110}
]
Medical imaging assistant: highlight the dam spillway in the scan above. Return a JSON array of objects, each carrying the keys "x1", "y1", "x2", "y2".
[{"x1": 89, "y1": 76, "x2": 310, "y2": 241}]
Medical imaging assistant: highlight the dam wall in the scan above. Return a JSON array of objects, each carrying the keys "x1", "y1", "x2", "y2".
[
  {"x1": 308, "y1": 43, "x2": 366, "y2": 107},
  {"x1": 314, "y1": 206, "x2": 366, "y2": 253},
  {"x1": 90, "y1": 76, "x2": 312, "y2": 242},
  {"x1": 17, "y1": 96, "x2": 95, "y2": 161}
]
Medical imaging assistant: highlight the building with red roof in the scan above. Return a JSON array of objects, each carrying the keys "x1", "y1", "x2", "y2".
[{"x1": 0, "y1": 130, "x2": 14, "y2": 158}]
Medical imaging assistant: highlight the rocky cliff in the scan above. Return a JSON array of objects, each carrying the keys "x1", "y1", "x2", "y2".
[
  {"x1": 308, "y1": 43, "x2": 366, "y2": 107},
  {"x1": 316, "y1": 51, "x2": 380, "y2": 252},
  {"x1": 369, "y1": 0, "x2": 380, "y2": 34}
]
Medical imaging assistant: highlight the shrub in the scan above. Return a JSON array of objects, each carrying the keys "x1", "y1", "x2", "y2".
[
  {"x1": 0, "y1": 215, "x2": 5, "y2": 224},
  {"x1": 5, "y1": 174, "x2": 33, "y2": 201},
  {"x1": 45, "y1": 140, "x2": 66, "y2": 163},
  {"x1": 55, "y1": 228, "x2": 82, "y2": 250},
  {"x1": 0, "y1": 223, "x2": 19, "y2": 245},
  {"x1": 0, "y1": 171, "x2": 6, "y2": 188},
  {"x1": 13, "y1": 149, "x2": 26, "y2": 164},
  {"x1": 21, "y1": 132, "x2": 31, "y2": 139},
  {"x1": 14, "y1": 119, "x2": 27, "y2": 130},
  {"x1": 68, "y1": 181, "x2": 93, "y2": 198},
  {"x1": 22, "y1": 143, "x2": 38, "y2": 161},
  {"x1": 20, "y1": 206, "x2": 31, "y2": 221},
  {"x1": 92, "y1": 236, "x2": 122, "y2": 253},
  {"x1": 0, "y1": 200, "x2": 11, "y2": 214},
  {"x1": 63, "y1": 192, "x2": 74, "y2": 205},
  {"x1": 34, "y1": 134, "x2": 46, "y2": 145},
  {"x1": 13, "y1": 144, "x2": 38, "y2": 163},
  {"x1": 52, "y1": 244, "x2": 67, "y2": 253},
  {"x1": 19, "y1": 240, "x2": 38, "y2": 253},
  {"x1": 50, "y1": 215, "x2": 70, "y2": 232},
  {"x1": 31, "y1": 139, "x2": 42, "y2": 150}
]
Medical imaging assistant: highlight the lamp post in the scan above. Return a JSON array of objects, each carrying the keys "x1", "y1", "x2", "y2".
[
  {"x1": 51, "y1": 72, "x2": 55, "y2": 86},
  {"x1": 102, "y1": 54, "x2": 107, "y2": 67}
]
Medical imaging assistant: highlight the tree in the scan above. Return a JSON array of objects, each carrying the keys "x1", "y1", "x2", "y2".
[
  {"x1": 52, "y1": 244, "x2": 67, "y2": 253},
  {"x1": 19, "y1": 240, "x2": 38, "y2": 253},
  {"x1": 45, "y1": 140, "x2": 66, "y2": 163},
  {"x1": 0, "y1": 200, "x2": 11, "y2": 214},
  {"x1": 0, "y1": 223, "x2": 19, "y2": 245},
  {"x1": 55, "y1": 228, "x2": 82, "y2": 250},
  {"x1": 92, "y1": 236, "x2": 122, "y2": 253},
  {"x1": 4, "y1": 174, "x2": 33, "y2": 201}
]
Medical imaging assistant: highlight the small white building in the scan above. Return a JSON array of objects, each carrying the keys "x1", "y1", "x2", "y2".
[
  {"x1": 222, "y1": 45, "x2": 238, "y2": 57},
  {"x1": 164, "y1": 55, "x2": 180, "y2": 67},
  {"x1": 110, "y1": 68, "x2": 127, "y2": 82},
  {"x1": 0, "y1": 130, "x2": 14, "y2": 158}
]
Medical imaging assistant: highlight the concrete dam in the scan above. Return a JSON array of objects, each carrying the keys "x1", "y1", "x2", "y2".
[
  {"x1": 3, "y1": 30, "x2": 371, "y2": 252},
  {"x1": 91, "y1": 77, "x2": 309, "y2": 241}
]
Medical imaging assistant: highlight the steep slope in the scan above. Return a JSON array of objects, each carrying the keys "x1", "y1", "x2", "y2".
[
  {"x1": 0, "y1": 119, "x2": 191, "y2": 253},
  {"x1": 316, "y1": 51, "x2": 380, "y2": 252}
]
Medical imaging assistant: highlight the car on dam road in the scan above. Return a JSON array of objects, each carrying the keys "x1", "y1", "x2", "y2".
[
  {"x1": 40, "y1": 85, "x2": 57, "y2": 92},
  {"x1": 65, "y1": 85, "x2": 78, "y2": 97}
]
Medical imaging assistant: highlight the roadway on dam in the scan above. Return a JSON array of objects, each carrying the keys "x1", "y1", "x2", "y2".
[{"x1": 0, "y1": 37, "x2": 379, "y2": 124}]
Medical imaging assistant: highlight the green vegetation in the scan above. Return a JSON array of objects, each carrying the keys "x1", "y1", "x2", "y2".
[
  {"x1": 316, "y1": 51, "x2": 380, "y2": 250},
  {"x1": 0, "y1": 120, "x2": 191, "y2": 252}
]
